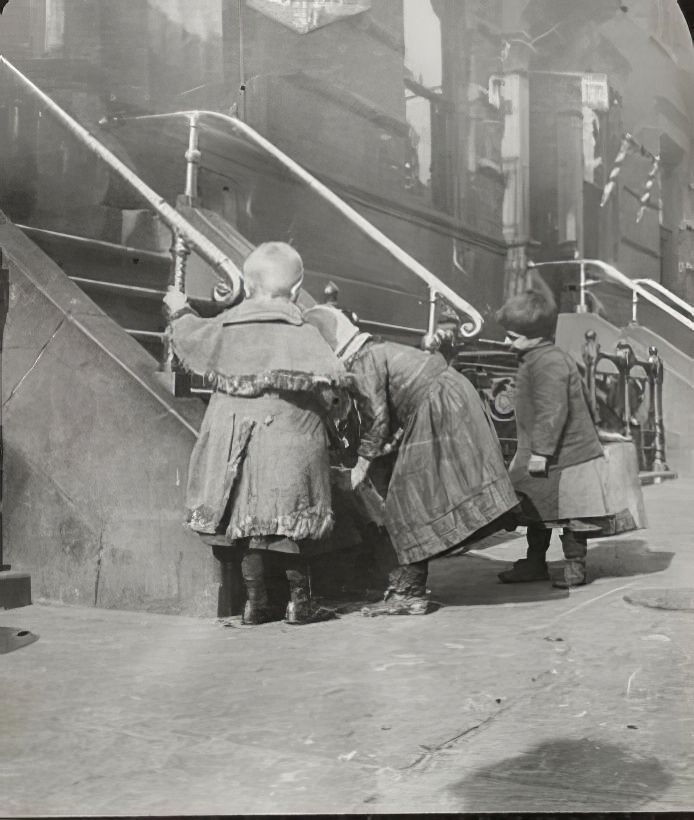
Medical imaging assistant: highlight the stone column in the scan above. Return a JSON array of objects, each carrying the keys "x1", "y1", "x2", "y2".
[
  {"x1": 555, "y1": 85, "x2": 585, "y2": 258},
  {"x1": 44, "y1": 0, "x2": 66, "y2": 54},
  {"x1": 501, "y1": 69, "x2": 531, "y2": 296}
]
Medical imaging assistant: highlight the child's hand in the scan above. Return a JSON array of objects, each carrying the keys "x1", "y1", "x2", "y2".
[
  {"x1": 528, "y1": 453, "x2": 548, "y2": 477},
  {"x1": 350, "y1": 456, "x2": 371, "y2": 490},
  {"x1": 163, "y1": 287, "x2": 188, "y2": 315},
  {"x1": 597, "y1": 429, "x2": 631, "y2": 443}
]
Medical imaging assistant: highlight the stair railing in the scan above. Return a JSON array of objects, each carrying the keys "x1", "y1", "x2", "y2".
[
  {"x1": 528, "y1": 258, "x2": 694, "y2": 334},
  {"x1": 0, "y1": 56, "x2": 244, "y2": 307},
  {"x1": 632, "y1": 278, "x2": 694, "y2": 324},
  {"x1": 119, "y1": 109, "x2": 485, "y2": 340}
]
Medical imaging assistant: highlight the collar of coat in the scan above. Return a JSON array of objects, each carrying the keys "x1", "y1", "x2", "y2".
[
  {"x1": 221, "y1": 297, "x2": 304, "y2": 327},
  {"x1": 513, "y1": 338, "x2": 553, "y2": 358}
]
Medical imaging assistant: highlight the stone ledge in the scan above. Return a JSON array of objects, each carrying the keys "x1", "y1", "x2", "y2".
[{"x1": 0, "y1": 571, "x2": 32, "y2": 610}]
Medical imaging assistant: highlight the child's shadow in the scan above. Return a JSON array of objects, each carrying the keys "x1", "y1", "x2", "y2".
[
  {"x1": 430, "y1": 553, "x2": 569, "y2": 606},
  {"x1": 585, "y1": 538, "x2": 674, "y2": 580},
  {"x1": 430, "y1": 539, "x2": 674, "y2": 607}
]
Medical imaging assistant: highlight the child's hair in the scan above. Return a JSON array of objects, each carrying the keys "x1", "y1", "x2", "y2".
[
  {"x1": 496, "y1": 272, "x2": 558, "y2": 339},
  {"x1": 243, "y1": 242, "x2": 304, "y2": 299}
]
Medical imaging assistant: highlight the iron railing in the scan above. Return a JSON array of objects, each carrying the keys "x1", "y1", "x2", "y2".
[
  {"x1": 528, "y1": 258, "x2": 694, "y2": 334},
  {"x1": 581, "y1": 330, "x2": 670, "y2": 473},
  {"x1": 0, "y1": 56, "x2": 244, "y2": 304},
  {"x1": 118, "y1": 109, "x2": 485, "y2": 341}
]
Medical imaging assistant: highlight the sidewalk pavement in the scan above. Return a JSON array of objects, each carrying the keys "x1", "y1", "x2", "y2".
[{"x1": 1, "y1": 479, "x2": 693, "y2": 815}]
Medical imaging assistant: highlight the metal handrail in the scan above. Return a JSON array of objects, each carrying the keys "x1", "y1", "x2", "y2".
[
  {"x1": 632, "y1": 278, "x2": 694, "y2": 319},
  {"x1": 121, "y1": 109, "x2": 485, "y2": 338},
  {"x1": 528, "y1": 258, "x2": 694, "y2": 332},
  {"x1": 0, "y1": 56, "x2": 243, "y2": 299}
]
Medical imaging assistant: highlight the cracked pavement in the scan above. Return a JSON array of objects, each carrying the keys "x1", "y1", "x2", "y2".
[{"x1": 1, "y1": 478, "x2": 693, "y2": 814}]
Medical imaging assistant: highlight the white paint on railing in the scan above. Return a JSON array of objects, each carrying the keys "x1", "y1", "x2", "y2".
[
  {"x1": 0, "y1": 56, "x2": 243, "y2": 299},
  {"x1": 529, "y1": 259, "x2": 694, "y2": 332},
  {"x1": 121, "y1": 109, "x2": 485, "y2": 338},
  {"x1": 633, "y1": 279, "x2": 694, "y2": 318}
]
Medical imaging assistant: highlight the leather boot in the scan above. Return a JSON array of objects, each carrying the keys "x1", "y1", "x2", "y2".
[
  {"x1": 498, "y1": 525, "x2": 551, "y2": 583},
  {"x1": 284, "y1": 561, "x2": 336, "y2": 625},
  {"x1": 241, "y1": 551, "x2": 284, "y2": 625},
  {"x1": 552, "y1": 531, "x2": 588, "y2": 589},
  {"x1": 361, "y1": 561, "x2": 430, "y2": 616}
]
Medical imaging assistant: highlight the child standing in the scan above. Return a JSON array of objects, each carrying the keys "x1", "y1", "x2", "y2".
[
  {"x1": 164, "y1": 243, "x2": 351, "y2": 624},
  {"x1": 495, "y1": 279, "x2": 646, "y2": 588}
]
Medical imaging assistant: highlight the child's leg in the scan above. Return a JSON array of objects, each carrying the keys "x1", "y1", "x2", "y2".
[
  {"x1": 388, "y1": 560, "x2": 428, "y2": 598},
  {"x1": 283, "y1": 549, "x2": 336, "y2": 625},
  {"x1": 241, "y1": 549, "x2": 284, "y2": 624},
  {"x1": 361, "y1": 559, "x2": 430, "y2": 616},
  {"x1": 498, "y1": 524, "x2": 552, "y2": 583},
  {"x1": 554, "y1": 529, "x2": 588, "y2": 588}
]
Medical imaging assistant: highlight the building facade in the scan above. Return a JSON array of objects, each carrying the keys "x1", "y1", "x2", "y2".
[{"x1": 1, "y1": 0, "x2": 693, "y2": 329}]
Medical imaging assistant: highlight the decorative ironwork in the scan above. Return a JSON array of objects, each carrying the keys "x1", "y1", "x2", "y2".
[{"x1": 581, "y1": 331, "x2": 671, "y2": 473}]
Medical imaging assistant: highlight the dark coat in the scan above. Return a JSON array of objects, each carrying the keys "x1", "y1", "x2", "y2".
[
  {"x1": 510, "y1": 341, "x2": 604, "y2": 471},
  {"x1": 509, "y1": 341, "x2": 626, "y2": 526},
  {"x1": 349, "y1": 341, "x2": 518, "y2": 564}
]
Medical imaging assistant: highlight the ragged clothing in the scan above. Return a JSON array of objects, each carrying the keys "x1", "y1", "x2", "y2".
[
  {"x1": 169, "y1": 298, "x2": 351, "y2": 543},
  {"x1": 348, "y1": 340, "x2": 519, "y2": 564},
  {"x1": 509, "y1": 340, "x2": 646, "y2": 534}
]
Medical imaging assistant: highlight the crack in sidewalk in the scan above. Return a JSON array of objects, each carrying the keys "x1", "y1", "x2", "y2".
[{"x1": 401, "y1": 664, "x2": 567, "y2": 773}]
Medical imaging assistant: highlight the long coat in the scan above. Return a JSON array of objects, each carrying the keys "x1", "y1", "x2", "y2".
[
  {"x1": 169, "y1": 298, "x2": 351, "y2": 546},
  {"x1": 349, "y1": 341, "x2": 519, "y2": 564},
  {"x1": 509, "y1": 340, "x2": 645, "y2": 533}
]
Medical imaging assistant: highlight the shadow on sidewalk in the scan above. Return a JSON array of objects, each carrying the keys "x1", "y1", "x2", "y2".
[
  {"x1": 429, "y1": 554, "x2": 569, "y2": 606},
  {"x1": 429, "y1": 539, "x2": 675, "y2": 608},
  {"x1": 586, "y1": 539, "x2": 674, "y2": 580},
  {"x1": 450, "y1": 737, "x2": 673, "y2": 811}
]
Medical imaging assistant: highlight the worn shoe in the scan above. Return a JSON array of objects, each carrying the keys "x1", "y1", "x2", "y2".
[
  {"x1": 551, "y1": 558, "x2": 587, "y2": 589},
  {"x1": 241, "y1": 600, "x2": 285, "y2": 625},
  {"x1": 361, "y1": 588, "x2": 430, "y2": 617},
  {"x1": 284, "y1": 601, "x2": 337, "y2": 625},
  {"x1": 498, "y1": 558, "x2": 550, "y2": 584}
]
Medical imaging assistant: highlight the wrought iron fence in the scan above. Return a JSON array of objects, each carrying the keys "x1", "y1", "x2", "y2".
[{"x1": 455, "y1": 330, "x2": 672, "y2": 476}]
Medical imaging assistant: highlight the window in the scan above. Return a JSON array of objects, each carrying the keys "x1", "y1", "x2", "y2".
[{"x1": 403, "y1": 0, "x2": 450, "y2": 209}]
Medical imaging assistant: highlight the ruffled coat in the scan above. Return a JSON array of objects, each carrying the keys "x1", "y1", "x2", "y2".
[{"x1": 170, "y1": 298, "x2": 351, "y2": 543}]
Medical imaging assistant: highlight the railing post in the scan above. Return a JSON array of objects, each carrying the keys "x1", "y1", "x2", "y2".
[
  {"x1": 631, "y1": 289, "x2": 639, "y2": 325},
  {"x1": 615, "y1": 341, "x2": 634, "y2": 438},
  {"x1": 578, "y1": 259, "x2": 588, "y2": 313},
  {"x1": 648, "y1": 345, "x2": 669, "y2": 472},
  {"x1": 183, "y1": 113, "x2": 201, "y2": 205},
  {"x1": 161, "y1": 113, "x2": 201, "y2": 390},
  {"x1": 581, "y1": 330, "x2": 600, "y2": 422},
  {"x1": 161, "y1": 232, "x2": 192, "y2": 395},
  {"x1": 428, "y1": 287, "x2": 438, "y2": 335},
  {"x1": 421, "y1": 287, "x2": 439, "y2": 352}
]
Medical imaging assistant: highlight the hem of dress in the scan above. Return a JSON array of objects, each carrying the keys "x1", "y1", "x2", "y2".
[{"x1": 388, "y1": 481, "x2": 519, "y2": 565}]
